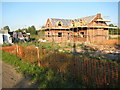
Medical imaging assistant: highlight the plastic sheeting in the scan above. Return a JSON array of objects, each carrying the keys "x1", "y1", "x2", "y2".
[
  {"x1": 0, "y1": 34, "x2": 11, "y2": 44},
  {"x1": 0, "y1": 34, "x2": 3, "y2": 44},
  {"x1": 13, "y1": 32, "x2": 23, "y2": 38},
  {"x1": 3, "y1": 34, "x2": 10, "y2": 42}
]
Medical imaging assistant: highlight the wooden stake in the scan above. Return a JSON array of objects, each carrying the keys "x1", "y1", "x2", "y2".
[{"x1": 36, "y1": 47, "x2": 40, "y2": 67}]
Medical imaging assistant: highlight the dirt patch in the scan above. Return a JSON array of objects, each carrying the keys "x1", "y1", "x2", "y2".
[
  {"x1": 85, "y1": 43, "x2": 120, "y2": 61},
  {"x1": 2, "y1": 61, "x2": 37, "y2": 88},
  {"x1": 100, "y1": 39, "x2": 120, "y2": 45}
]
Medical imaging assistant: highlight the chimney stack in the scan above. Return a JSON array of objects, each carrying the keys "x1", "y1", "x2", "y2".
[{"x1": 97, "y1": 13, "x2": 101, "y2": 19}]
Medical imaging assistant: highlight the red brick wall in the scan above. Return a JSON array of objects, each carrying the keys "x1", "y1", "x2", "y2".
[
  {"x1": 45, "y1": 18, "x2": 53, "y2": 28},
  {"x1": 87, "y1": 28, "x2": 109, "y2": 43},
  {"x1": 45, "y1": 30, "x2": 73, "y2": 42},
  {"x1": 45, "y1": 28, "x2": 109, "y2": 44},
  {"x1": 44, "y1": 13, "x2": 109, "y2": 43},
  {"x1": 45, "y1": 30, "x2": 87, "y2": 42},
  {"x1": 88, "y1": 13, "x2": 108, "y2": 27}
]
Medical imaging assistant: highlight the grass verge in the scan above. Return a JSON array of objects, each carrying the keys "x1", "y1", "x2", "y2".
[{"x1": 2, "y1": 51, "x2": 85, "y2": 88}]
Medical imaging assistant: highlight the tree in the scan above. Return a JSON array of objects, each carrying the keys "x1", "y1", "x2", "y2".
[
  {"x1": 41, "y1": 26, "x2": 45, "y2": 28},
  {"x1": 109, "y1": 24, "x2": 115, "y2": 27},
  {"x1": 27, "y1": 25, "x2": 36, "y2": 35},
  {"x1": 30, "y1": 25, "x2": 36, "y2": 35},
  {"x1": 3, "y1": 26, "x2": 10, "y2": 32},
  {"x1": 109, "y1": 24, "x2": 120, "y2": 35},
  {"x1": 27, "y1": 26, "x2": 31, "y2": 33},
  {"x1": 15, "y1": 29, "x2": 22, "y2": 32},
  {"x1": 15, "y1": 25, "x2": 37, "y2": 35}
]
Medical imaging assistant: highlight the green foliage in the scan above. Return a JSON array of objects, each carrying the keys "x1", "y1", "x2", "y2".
[
  {"x1": 15, "y1": 28, "x2": 27, "y2": 32},
  {"x1": 2, "y1": 51, "x2": 85, "y2": 88},
  {"x1": 109, "y1": 28, "x2": 120, "y2": 35},
  {"x1": 68, "y1": 42, "x2": 72, "y2": 47},
  {"x1": 109, "y1": 37, "x2": 120, "y2": 39},
  {"x1": 37, "y1": 30, "x2": 45, "y2": 39},
  {"x1": 17, "y1": 42, "x2": 60, "y2": 51},
  {"x1": 109, "y1": 24, "x2": 115, "y2": 27},
  {"x1": 3, "y1": 26, "x2": 10, "y2": 32},
  {"x1": 15, "y1": 25, "x2": 37, "y2": 35},
  {"x1": 77, "y1": 43, "x2": 84, "y2": 47},
  {"x1": 0, "y1": 43, "x2": 12, "y2": 47},
  {"x1": 28, "y1": 26, "x2": 36, "y2": 35},
  {"x1": 2, "y1": 51, "x2": 43, "y2": 86},
  {"x1": 109, "y1": 24, "x2": 120, "y2": 35},
  {"x1": 2, "y1": 42, "x2": 120, "y2": 88}
]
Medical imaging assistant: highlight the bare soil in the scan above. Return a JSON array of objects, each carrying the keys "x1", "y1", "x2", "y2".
[
  {"x1": 2, "y1": 61, "x2": 37, "y2": 88},
  {"x1": 100, "y1": 39, "x2": 120, "y2": 45}
]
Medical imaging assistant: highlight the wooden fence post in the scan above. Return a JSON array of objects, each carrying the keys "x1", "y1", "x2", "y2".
[
  {"x1": 16, "y1": 45, "x2": 18, "y2": 56},
  {"x1": 36, "y1": 47, "x2": 40, "y2": 67}
]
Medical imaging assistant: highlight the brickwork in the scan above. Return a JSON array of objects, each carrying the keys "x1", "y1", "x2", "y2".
[
  {"x1": 44, "y1": 13, "x2": 110, "y2": 44},
  {"x1": 87, "y1": 29, "x2": 109, "y2": 43}
]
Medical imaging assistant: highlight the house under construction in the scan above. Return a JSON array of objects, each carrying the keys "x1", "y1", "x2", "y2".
[{"x1": 43, "y1": 13, "x2": 116, "y2": 44}]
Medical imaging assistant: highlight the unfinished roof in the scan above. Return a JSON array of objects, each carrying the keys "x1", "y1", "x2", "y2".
[
  {"x1": 96, "y1": 19, "x2": 110, "y2": 22},
  {"x1": 50, "y1": 18, "x2": 72, "y2": 26},
  {"x1": 49, "y1": 15, "x2": 97, "y2": 27},
  {"x1": 75, "y1": 15, "x2": 96, "y2": 25}
]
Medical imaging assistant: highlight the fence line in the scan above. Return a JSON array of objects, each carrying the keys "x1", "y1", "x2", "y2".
[{"x1": 2, "y1": 45, "x2": 120, "y2": 87}]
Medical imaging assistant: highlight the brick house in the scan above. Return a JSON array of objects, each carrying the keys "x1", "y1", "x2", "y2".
[{"x1": 43, "y1": 13, "x2": 114, "y2": 44}]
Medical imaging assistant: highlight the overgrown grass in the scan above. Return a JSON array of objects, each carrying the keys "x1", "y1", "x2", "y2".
[
  {"x1": 2, "y1": 51, "x2": 85, "y2": 88},
  {"x1": 17, "y1": 42, "x2": 67, "y2": 51},
  {"x1": 2, "y1": 42, "x2": 120, "y2": 88},
  {"x1": 16, "y1": 42, "x2": 119, "y2": 62},
  {"x1": 0, "y1": 43, "x2": 12, "y2": 47}
]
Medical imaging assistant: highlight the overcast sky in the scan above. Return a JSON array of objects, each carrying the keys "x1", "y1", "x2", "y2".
[{"x1": 1, "y1": 2, "x2": 118, "y2": 31}]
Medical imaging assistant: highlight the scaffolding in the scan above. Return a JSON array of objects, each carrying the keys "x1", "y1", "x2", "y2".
[{"x1": 44, "y1": 14, "x2": 118, "y2": 45}]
